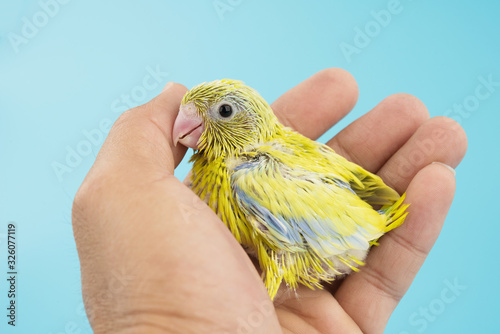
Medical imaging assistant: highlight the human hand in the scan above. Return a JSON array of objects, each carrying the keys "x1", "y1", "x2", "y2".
[{"x1": 72, "y1": 68, "x2": 467, "y2": 333}]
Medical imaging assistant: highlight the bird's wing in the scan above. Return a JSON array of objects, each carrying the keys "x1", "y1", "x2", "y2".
[
  {"x1": 230, "y1": 154, "x2": 387, "y2": 257},
  {"x1": 265, "y1": 130, "x2": 401, "y2": 207},
  {"x1": 317, "y1": 144, "x2": 401, "y2": 206}
]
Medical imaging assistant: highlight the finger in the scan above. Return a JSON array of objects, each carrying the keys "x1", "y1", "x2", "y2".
[
  {"x1": 327, "y1": 93, "x2": 430, "y2": 172},
  {"x1": 92, "y1": 82, "x2": 188, "y2": 179},
  {"x1": 271, "y1": 68, "x2": 359, "y2": 140},
  {"x1": 377, "y1": 116, "x2": 468, "y2": 193},
  {"x1": 334, "y1": 163, "x2": 456, "y2": 333}
]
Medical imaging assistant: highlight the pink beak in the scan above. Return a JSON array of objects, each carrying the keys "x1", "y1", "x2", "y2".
[{"x1": 172, "y1": 103, "x2": 204, "y2": 149}]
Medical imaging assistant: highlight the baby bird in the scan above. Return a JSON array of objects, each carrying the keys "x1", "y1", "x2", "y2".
[{"x1": 172, "y1": 79, "x2": 408, "y2": 300}]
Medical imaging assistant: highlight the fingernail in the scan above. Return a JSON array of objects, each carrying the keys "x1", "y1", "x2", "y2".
[
  {"x1": 162, "y1": 81, "x2": 174, "y2": 91},
  {"x1": 431, "y1": 162, "x2": 456, "y2": 176}
]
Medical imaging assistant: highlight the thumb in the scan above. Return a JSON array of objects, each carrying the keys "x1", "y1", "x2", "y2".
[{"x1": 92, "y1": 82, "x2": 188, "y2": 179}]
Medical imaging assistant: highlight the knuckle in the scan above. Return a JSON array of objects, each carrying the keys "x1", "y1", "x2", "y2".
[
  {"x1": 72, "y1": 173, "x2": 108, "y2": 230},
  {"x1": 114, "y1": 106, "x2": 143, "y2": 127},
  {"x1": 361, "y1": 262, "x2": 405, "y2": 302}
]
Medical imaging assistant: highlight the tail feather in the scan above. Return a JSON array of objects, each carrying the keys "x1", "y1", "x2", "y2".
[{"x1": 381, "y1": 193, "x2": 409, "y2": 233}]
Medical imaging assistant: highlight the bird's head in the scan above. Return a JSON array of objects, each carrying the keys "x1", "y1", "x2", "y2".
[{"x1": 173, "y1": 79, "x2": 279, "y2": 159}]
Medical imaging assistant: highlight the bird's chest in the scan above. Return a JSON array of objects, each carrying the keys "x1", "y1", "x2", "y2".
[{"x1": 190, "y1": 157, "x2": 252, "y2": 245}]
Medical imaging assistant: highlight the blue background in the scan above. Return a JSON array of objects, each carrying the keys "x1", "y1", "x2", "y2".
[{"x1": 1, "y1": 1, "x2": 498, "y2": 333}]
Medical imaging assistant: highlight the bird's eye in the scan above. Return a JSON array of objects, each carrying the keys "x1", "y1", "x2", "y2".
[{"x1": 218, "y1": 104, "x2": 233, "y2": 118}]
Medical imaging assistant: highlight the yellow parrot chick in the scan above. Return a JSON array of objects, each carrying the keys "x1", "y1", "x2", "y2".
[{"x1": 172, "y1": 79, "x2": 408, "y2": 300}]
